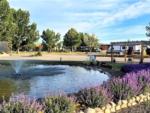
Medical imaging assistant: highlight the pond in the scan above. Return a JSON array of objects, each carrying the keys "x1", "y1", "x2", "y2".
[{"x1": 0, "y1": 60, "x2": 109, "y2": 99}]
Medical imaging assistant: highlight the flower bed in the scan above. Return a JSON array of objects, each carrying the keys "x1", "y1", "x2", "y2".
[
  {"x1": 84, "y1": 93, "x2": 150, "y2": 113},
  {"x1": 76, "y1": 69, "x2": 150, "y2": 109},
  {"x1": 0, "y1": 94, "x2": 76, "y2": 113}
]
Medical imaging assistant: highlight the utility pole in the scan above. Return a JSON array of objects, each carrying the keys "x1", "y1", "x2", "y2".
[{"x1": 140, "y1": 42, "x2": 144, "y2": 63}]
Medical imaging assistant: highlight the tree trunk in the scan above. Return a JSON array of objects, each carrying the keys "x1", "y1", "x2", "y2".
[
  {"x1": 140, "y1": 42, "x2": 144, "y2": 63},
  {"x1": 17, "y1": 48, "x2": 20, "y2": 54},
  {"x1": 48, "y1": 47, "x2": 50, "y2": 52},
  {"x1": 74, "y1": 46, "x2": 77, "y2": 51},
  {"x1": 71, "y1": 46, "x2": 74, "y2": 52},
  {"x1": 111, "y1": 44, "x2": 113, "y2": 62}
]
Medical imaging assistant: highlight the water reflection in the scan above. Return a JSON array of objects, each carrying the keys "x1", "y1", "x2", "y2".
[{"x1": 0, "y1": 79, "x2": 16, "y2": 100}]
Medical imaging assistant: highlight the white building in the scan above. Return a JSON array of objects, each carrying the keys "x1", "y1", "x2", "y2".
[{"x1": 107, "y1": 41, "x2": 150, "y2": 55}]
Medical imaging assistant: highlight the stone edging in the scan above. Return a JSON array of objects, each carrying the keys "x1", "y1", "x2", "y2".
[{"x1": 78, "y1": 92, "x2": 150, "y2": 113}]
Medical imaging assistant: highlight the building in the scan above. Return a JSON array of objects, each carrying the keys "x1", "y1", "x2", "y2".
[
  {"x1": 107, "y1": 41, "x2": 150, "y2": 55},
  {"x1": 100, "y1": 44, "x2": 110, "y2": 51}
]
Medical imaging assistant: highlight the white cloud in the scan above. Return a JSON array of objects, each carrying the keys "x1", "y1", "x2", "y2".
[
  {"x1": 9, "y1": 0, "x2": 150, "y2": 43},
  {"x1": 57, "y1": 0, "x2": 150, "y2": 31},
  {"x1": 101, "y1": 0, "x2": 150, "y2": 27}
]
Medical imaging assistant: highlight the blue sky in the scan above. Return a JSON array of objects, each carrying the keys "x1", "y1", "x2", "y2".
[{"x1": 9, "y1": 0, "x2": 150, "y2": 43}]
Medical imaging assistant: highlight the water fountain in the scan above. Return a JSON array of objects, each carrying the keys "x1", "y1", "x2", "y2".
[{"x1": 10, "y1": 60, "x2": 25, "y2": 76}]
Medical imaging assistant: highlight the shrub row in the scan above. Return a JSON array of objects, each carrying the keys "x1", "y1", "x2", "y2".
[
  {"x1": 0, "y1": 95, "x2": 43, "y2": 113},
  {"x1": 75, "y1": 69, "x2": 150, "y2": 109},
  {"x1": 121, "y1": 63, "x2": 150, "y2": 73},
  {"x1": 0, "y1": 95, "x2": 76, "y2": 113},
  {"x1": 105, "y1": 69, "x2": 150, "y2": 103}
]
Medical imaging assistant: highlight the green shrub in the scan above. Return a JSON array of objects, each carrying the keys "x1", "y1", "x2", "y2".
[
  {"x1": 35, "y1": 52, "x2": 42, "y2": 56},
  {"x1": 43, "y1": 95, "x2": 76, "y2": 113},
  {"x1": 83, "y1": 61, "x2": 91, "y2": 66},
  {"x1": 75, "y1": 87, "x2": 110, "y2": 108},
  {"x1": 143, "y1": 85, "x2": 150, "y2": 94}
]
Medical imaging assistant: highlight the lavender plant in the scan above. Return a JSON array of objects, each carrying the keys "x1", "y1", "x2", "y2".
[
  {"x1": 104, "y1": 78, "x2": 135, "y2": 103},
  {"x1": 75, "y1": 87, "x2": 110, "y2": 108},
  {"x1": 43, "y1": 95, "x2": 76, "y2": 113},
  {"x1": 125, "y1": 69, "x2": 150, "y2": 94},
  {"x1": 105, "y1": 69, "x2": 150, "y2": 103},
  {"x1": 0, "y1": 94, "x2": 44, "y2": 113}
]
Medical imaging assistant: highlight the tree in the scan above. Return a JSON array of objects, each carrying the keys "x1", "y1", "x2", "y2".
[
  {"x1": 0, "y1": 0, "x2": 16, "y2": 50},
  {"x1": 12, "y1": 9, "x2": 30, "y2": 53},
  {"x1": 41, "y1": 29, "x2": 60, "y2": 52},
  {"x1": 63, "y1": 28, "x2": 81, "y2": 51},
  {"x1": 146, "y1": 23, "x2": 150, "y2": 38},
  {"x1": 56, "y1": 41, "x2": 63, "y2": 51},
  {"x1": 84, "y1": 33, "x2": 99, "y2": 52},
  {"x1": 78, "y1": 32, "x2": 87, "y2": 46},
  {"x1": 23, "y1": 23, "x2": 39, "y2": 51},
  {"x1": 0, "y1": 0, "x2": 10, "y2": 40},
  {"x1": 146, "y1": 23, "x2": 150, "y2": 56},
  {"x1": 0, "y1": 1, "x2": 38, "y2": 52}
]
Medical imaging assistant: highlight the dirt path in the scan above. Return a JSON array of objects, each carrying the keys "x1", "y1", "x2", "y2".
[{"x1": 0, "y1": 54, "x2": 150, "y2": 63}]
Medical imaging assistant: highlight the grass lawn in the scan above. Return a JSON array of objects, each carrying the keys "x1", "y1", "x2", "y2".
[
  {"x1": 10, "y1": 51, "x2": 87, "y2": 57},
  {"x1": 100, "y1": 62, "x2": 125, "y2": 77}
]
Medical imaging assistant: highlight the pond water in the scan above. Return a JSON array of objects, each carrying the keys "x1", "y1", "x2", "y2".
[{"x1": 0, "y1": 62, "x2": 109, "y2": 98}]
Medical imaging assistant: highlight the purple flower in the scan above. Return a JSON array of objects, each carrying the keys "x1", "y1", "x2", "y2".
[{"x1": 121, "y1": 63, "x2": 150, "y2": 73}]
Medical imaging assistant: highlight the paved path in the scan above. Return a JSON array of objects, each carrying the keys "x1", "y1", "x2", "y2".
[
  {"x1": 0, "y1": 54, "x2": 150, "y2": 63},
  {"x1": 0, "y1": 54, "x2": 88, "y2": 61}
]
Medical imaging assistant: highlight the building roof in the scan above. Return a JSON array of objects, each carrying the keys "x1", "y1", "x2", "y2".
[
  {"x1": 100, "y1": 43, "x2": 110, "y2": 45},
  {"x1": 111, "y1": 40, "x2": 150, "y2": 46}
]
